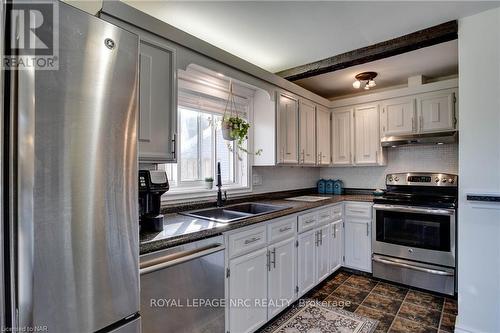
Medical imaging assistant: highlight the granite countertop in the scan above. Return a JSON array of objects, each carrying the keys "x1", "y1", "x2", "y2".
[{"x1": 140, "y1": 193, "x2": 374, "y2": 255}]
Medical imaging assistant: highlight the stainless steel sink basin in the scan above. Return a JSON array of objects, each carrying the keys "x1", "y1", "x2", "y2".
[
  {"x1": 180, "y1": 203, "x2": 290, "y2": 223},
  {"x1": 225, "y1": 203, "x2": 289, "y2": 215}
]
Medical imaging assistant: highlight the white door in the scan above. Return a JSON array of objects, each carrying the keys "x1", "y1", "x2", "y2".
[
  {"x1": 268, "y1": 238, "x2": 297, "y2": 319},
  {"x1": 331, "y1": 109, "x2": 353, "y2": 165},
  {"x1": 316, "y1": 106, "x2": 331, "y2": 166},
  {"x1": 316, "y1": 225, "x2": 330, "y2": 283},
  {"x1": 277, "y1": 93, "x2": 298, "y2": 164},
  {"x1": 299, "y1": 100, "x2": 316, "y2": 165},
  {"x1": 229, "y1": 249, "x2": 268, "y2": 333},
  {"x1": 329, "y1": 220, "x2": 343, "y2": 273},
  {"x1": 344, "y1": 219, "x2": 372, "y2": 273},
  {"x1": 297, "y1": 230, "x2": 316, "y2": 296},
  {"x1": 417, "y1": 91, "x2": 456, "y2": 133},
  {"x1": 381, "y1": 97, "x2": 416, "y2": 136},
  {"x1": 354, "y1": 104, "x2": 380, "y2": 165}
]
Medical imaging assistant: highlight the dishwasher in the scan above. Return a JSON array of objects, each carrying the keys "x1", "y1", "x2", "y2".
[{"x1": 140, "y1": 235, "x2": 226, "y2": 333}]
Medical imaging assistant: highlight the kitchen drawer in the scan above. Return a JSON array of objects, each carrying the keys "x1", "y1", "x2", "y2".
[
  {"x1": 268, "y1": 216, "x2": 296, "y2": 244},
  {"x1": 332, "y1": 204, "x2": 343, "y2": 221},
  {"x1": 228, "y1": 225, "x2": 267, "y2": 259},
  {"x1": 317, "y1": 207, "x2": 334, "y2": 225},
  {"x1": 345, "y1": 202, "x2": 372, "y2": 219},
  {"x1": 298, "y1": 211, "x2": 317, "y2": 233}
]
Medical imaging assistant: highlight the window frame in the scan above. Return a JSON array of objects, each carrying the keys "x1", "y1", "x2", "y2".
[{"x1": 160, "y1": 103, "x2": 253, "y2": 203}]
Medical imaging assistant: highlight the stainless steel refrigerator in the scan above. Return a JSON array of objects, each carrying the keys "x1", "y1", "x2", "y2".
[{"x1": 2, "y1": 1, "x2": 140, "y2": 332}]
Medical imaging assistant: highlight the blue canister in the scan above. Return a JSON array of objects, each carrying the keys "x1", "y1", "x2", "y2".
[
  {"x1": 333, "y1": 180, "x2": 344, "y2": 195},
  {"x1": 325, "y1": 179, "x2": 335, "y2": 194},
  {"x1": 317, "y1": 179, "x2": 326, "y2": 194}
]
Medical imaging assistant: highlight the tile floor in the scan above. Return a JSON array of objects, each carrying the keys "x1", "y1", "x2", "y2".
[{"x1": 258, "y1": 270, "x2": 457, "y2": 333}]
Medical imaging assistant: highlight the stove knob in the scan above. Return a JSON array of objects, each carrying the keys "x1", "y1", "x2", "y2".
[
  {"x1": 435, "y1": 178, "x2": 440, "y2": 183},
  {"x1": 389, "y1": 177, "x2": 394, "y2": 182},
  {"x1": 448, "y1": 178, "x2": 454, "y2": 184},
  {"x1": 442, "y1": 178, "x2": 447, "y2": 183},
  {"x1": 394, "y1": 177, "x2": 400, "y2": 182}
]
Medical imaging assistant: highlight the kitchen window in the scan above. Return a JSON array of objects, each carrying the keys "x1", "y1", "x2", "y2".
[{"x1": 159, "y1": 89, "x2": 250, "y2": 196}]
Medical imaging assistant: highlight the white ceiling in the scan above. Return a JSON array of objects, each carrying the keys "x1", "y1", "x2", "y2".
[
  {"x1": 295, "y1": 40, "x2": 458, "y2": 99},
  {"x1": 124, "y1": 1, "x2": 499, "y2": 73}
]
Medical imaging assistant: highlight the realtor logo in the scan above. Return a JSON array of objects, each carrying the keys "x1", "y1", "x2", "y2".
[{"x1": 4, "y1": 0, "x2": 59, "y2": 70}]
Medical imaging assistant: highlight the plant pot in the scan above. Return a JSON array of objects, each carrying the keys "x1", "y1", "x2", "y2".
[
  {"x1": 204, "y1": 181, "x2": 213, "y2": 190},
  {"x1": 221, "y1": 121, "x2": 236, "y2": 141}
]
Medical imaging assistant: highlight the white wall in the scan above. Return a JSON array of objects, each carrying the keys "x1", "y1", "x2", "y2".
[
  {"x1": 456, "y1": 7, "x2": 500, "y2": 333},
  {"x1": 320, "y1": 144, "x2": 458, "y2": 189},
  {"x1": 252, "y1": 166, "x2": 320, "y2": 194}
]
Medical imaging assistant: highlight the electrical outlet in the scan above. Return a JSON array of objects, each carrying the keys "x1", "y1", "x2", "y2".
[{"x1": 252, "y1": 173, "x2": 263, "y2": 186}]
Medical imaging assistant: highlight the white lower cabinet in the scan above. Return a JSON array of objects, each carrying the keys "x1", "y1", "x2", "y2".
[
  {"x1": 297, "y1": 229, "x2": 316, "y2": 297},
  {"x1": 329, "y1": 220, "x2": 344, "y2": 272},
  {"x1": 227, "y1": 202, "x2": 369, "y2": 332},
  {"x1": 344, "y1": 202, "x2": 372, "y2": 273},
  {"x1": 268, "y1": 237, "x2": 296, "y2": 318},
  {"x1": 229, "y1": 248, "x2": 269, "y2": 333},
  {"x1": 316, "y1": 224, "x2": 330, "y2": 282}
]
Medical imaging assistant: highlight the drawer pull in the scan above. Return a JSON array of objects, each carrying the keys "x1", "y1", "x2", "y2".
[
  {"x1": 244, "y1": 237, "x2": 260, "y2": 245},
  {"x1": 320, "y1": 214, "x2": 330, "y2": 219},
  {"x1": 279, "y1": 226, "x2": 292, "y2": 233},
  {"x1": 304, "y1": 219, "x2": 315, "y2": 224}
]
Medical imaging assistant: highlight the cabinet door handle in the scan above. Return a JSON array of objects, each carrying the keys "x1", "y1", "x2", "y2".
[
  {"x1": 244, "y1": 237, "x2": 260, "y2": 245},
  {"x1": 267, "y1": 250, "x2": 271, "y2": 271},
  {"x1": 320, "y1": 229, "x2": 323, "y2": 245},
  {"x1": 315, "y1": 231, "x2": 319, "y2": 247},
  {"x1": 272, "y1": 248, "x2": 276, "y2": 269},
  {"x1": 279, "y1": 226, "x2": 292, "y2": 233},
  {"x1": 172, "y1": 133, "x2": 177, "y2": 160},
  {"x1": 411, "y1": 117, "x2": 415, "y2": 132},
  {"x1": 366, "y1": 223, "x2": 369, "y2": 236},
  {"x1": 333, "y1": 226, "x2": 336, "y2": 238}
]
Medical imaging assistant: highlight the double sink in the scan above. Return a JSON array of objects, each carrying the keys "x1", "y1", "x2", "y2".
[{"x1": 180, "y1": 203, "x2": 290, "y2": 224}]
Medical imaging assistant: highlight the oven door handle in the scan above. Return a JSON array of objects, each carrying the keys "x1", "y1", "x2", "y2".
[
  {"x1": 140, "y1": 243, "x2": 225, "y2": 275},
  {"x1": 373, "y1": 204, "x2": 455, "y2": 216},
  {"x1": 373, "y1": 256, "x2": 454, "y2": 276}
]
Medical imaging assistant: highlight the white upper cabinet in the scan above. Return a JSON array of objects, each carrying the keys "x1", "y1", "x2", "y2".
[
  {"x1": 381, "y1": 97, "x2": 416, "y2": 136},
  {"x1": 417, "y1": 90, "x2": 456, "y2": 133},
  {"x1": 277, "y1": 93, "x2": 299, "y2": 164},
  {"x1": 137, "y1": 35, "x2": 177, "y2": 163},
  {"x1": 331, "y1": 108, "x2": 353, "y2": 166},
  {"x1": 316, "y1": 106, "x2": 331, "y2": 166},
  {"x1": 298, "y1": 99, "x2": 317, "y2": 165},
  {"x1": 354, "y1": 104, "x2": 382, "y2": 165}
]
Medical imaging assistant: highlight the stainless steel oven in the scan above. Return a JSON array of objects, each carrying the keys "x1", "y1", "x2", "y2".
[
  {"x1": 373, "y1": 204, "x2": 455, "y2": 267},
  {"x1": 372, "y1": 173, "x2": 457, "y2": 295}
]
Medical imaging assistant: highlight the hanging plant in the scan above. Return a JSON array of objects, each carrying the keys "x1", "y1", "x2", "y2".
[{"x1": 221, "y1": 80, "x2": 262, "y2": 159}]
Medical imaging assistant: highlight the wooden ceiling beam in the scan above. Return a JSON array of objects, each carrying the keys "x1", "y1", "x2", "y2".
[{"x1": 276, "y1": 20, "x2": 458, "y2": 81}]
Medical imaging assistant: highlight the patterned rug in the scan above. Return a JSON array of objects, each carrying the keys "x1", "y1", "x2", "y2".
[{"x1": 262, "y1": 301, "x2": 378, "y2": 333}]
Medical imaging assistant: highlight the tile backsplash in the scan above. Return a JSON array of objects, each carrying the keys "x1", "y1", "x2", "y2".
[{"x1": 320, "y1": 144, "x2": 458, "y2": 189}]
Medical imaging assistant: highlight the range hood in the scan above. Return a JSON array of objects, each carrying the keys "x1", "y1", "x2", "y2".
[{"x1": 381, "y1": 131, "x2": 458, "y2": 147}]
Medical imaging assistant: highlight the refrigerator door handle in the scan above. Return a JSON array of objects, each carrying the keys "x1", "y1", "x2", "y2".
[{"x1": 16, "y1": 58, "x2": 36, "y2": 329}]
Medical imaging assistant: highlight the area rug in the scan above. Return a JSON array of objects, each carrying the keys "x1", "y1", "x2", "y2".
[{"x1": 262, "y1": 301, "x2": 378, "y2": 333}]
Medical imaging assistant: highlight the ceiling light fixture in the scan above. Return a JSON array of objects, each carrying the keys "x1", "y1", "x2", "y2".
[{"x1": 352, "y1": 72, "x2": 378, "y2": 90}]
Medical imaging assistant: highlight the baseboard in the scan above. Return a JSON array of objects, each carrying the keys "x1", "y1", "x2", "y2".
[{"x1": 454, "y1": 317, "x2": 486, "y2": 333}]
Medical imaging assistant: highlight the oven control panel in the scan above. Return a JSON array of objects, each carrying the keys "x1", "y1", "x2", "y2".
[{"x1": 386, "y1": 173, "x2": 458, "y2": 187}]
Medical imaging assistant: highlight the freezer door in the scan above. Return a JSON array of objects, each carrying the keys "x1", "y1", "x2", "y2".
[{"x1": 14, "y1": 2, "x2": 139, "y2": 332}]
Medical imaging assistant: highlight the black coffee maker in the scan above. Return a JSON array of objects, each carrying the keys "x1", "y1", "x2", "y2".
[{"x1": 139, "y1": 170, "x2": 169, "y2": 232}]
